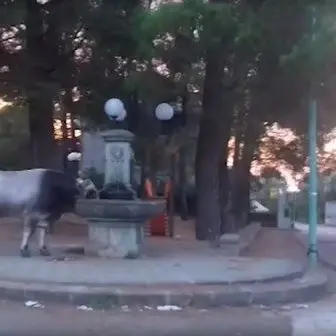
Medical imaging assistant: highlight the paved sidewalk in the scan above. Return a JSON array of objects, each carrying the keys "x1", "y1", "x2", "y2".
[
  {"x1": 242, "y1": 228, "x2": 306, "y2": 262},
  {"x1": 0, "y1": 256, "x2": 303, "y2": 285},
  {"x1": 0, "y1": 219, "x2": 327, "y2": 308},
  {"x1": 294, "y1": 222, "x2": 336, "y2": 270},
  {"x1": 0, "y1": 216, "x2": 236, "y2": 258}
]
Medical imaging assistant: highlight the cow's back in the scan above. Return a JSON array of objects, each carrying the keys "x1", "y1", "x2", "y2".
[
  {"x1": 0, "y1": 169, "x2": 44, "y2": 216},
  {"x1": 0, "y1": 169, "x2": 77, "y2": 217}
]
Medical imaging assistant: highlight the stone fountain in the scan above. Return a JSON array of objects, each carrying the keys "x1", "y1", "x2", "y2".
[{"x1": 76, "y1": 129, "x2": 165, "y2": 258}]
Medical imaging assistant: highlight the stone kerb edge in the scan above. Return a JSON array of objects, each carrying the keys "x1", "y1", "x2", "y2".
[
  {"x1": 0, "y1": 270, "x2": 326, "y2": 308},
  {"x1": 238, "y1": 222, "x2": 262, "y2": 255},
  {"x1": 219, "y1": 222, "x2": 261, "y2": 256}
]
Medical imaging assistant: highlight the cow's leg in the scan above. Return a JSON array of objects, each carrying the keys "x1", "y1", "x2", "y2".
[
  {"x1": 20, "y1": 218, "x2": 36, "y2": 258},
  {"x1": 37, "y1": 220, "x2": 52, "y2": 256}
]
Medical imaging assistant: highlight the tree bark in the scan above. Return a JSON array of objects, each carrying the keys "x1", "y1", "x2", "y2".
[
  {"x1": 178, "y1": 145, "x2": 189, "y2": 220},
  {"x1": 28, "y1": 95, "x2": 56, "y2": 168},
  {"x1": 218, "y1": 100, "x2": 236, "y2": 234},
  {"x1": 233, "y1": 147, "x2": 254, "y2": 229},
  {"x1": 195, "y1": 48, "x2": 230, "y2": 242},
  {"x1": 218, "y1": 145, "x2": 231, "y2": 234},
  {"x1": 231, "y1": 108, "x2": 247, "y2": 230},
  {"x1": 195, "y1": 115, "x2": 223, "y2": 241},
  {"x1": 25, "y1": 0, "x2": 58, "y2": 168},
  {"x1": 232, "y1": 111, "x2": 262, "y2": 229}
]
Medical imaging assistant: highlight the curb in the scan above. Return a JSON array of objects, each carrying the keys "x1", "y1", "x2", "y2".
[
  {"x1": 0, "y1": 271, "x2": 327, "y2": 309},
  {"x1": 239, "y1": 222, "x2": 262, "y2": 255}
]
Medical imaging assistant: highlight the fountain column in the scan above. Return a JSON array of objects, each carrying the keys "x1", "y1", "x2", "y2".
[
  {"x1": 76, "y1": 99, "x2": 164, "y2": 259},
  {"x1": 101, "y1": 129, "x2": 134, "y2": 187},
  {"x1": 83, "y1": 129, "x2": 141, "y2": 258},
  {"x1": 76, "y1": 129, "x2": 165, "y2": 259}
]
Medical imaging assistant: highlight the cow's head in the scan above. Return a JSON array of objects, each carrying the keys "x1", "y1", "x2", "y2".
[
  {"x1": 67, "y1": 151, "x2": 99, "y2": 199},
  {"x1": 76, "y1": 174, "x2": 99, "y2": 199}
]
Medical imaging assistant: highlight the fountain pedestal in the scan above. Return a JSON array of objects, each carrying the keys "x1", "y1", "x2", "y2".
[
  {"x1": 76, "y1": 199, "x2": 164, "y2": 258},
  {"x1": 77, "y1": 129, "x2": 163, "y2": 258}
]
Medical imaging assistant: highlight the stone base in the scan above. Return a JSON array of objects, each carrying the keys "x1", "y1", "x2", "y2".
[
  {"x1": 86, "y1": 218, "x2": 144, "y2": 258},
  {"x1": 219, "y1": 222, "x2": 261, "y2": 256},
  {"x1": 0, "y1": 255, "x2": 326, "y2": 308}
]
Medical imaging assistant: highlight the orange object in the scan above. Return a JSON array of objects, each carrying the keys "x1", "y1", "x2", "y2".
[
  {"x1": 149, "y1": 208, "x2": 168, "y2": 236},
  {"x1": 144, "y1": 177, "x2": 170, "y2": 237},
  {"x1": 144, "y1": 178, "x2": 154, "y2": 197}
]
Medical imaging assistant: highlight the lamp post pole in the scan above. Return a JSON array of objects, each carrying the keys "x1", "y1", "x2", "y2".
[{"x1": 308, "y1": 9, "x2": 318, "y2": 267}]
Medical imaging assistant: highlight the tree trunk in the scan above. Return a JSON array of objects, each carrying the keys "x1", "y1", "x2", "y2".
[
  {"x1": 231, "y1": 109, "x2": 246, "y2": 231},
  {"x1": 195, "y1": 45, "x2": 230, "y2": 242},
  {"x1": 232, "y1": 111, "x2": 261, "y2": 229},
  {"x1": 28, "y1": 95, "x2": 56, "y2": 168},
  {"x1": 177, "y1": 87, "x2": 189, "y2": 221},
  {"x1": 195, "y1": 116, "x2": 223, "y2": 242},
  {"x1": 25, "y1": 0, "x2": 58, "y2": 168},
  {"x1": 178, "y1": 145, "x2": 189, "y2": 221},
  {"x1": 168, "y1": 153, "x2": 177, "y2": 237},
  {"x1": 217, "y1": 100, "x2": 237, "y2": 234},
  {"x1": 235, "y1": 144, "x2": 254, "y2": 229},
  {"x1": 218, "y1": 147, "x2": 231, "y2": 234}
]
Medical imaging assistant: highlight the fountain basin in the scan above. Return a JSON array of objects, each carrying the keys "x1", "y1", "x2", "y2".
[{"x1": 75, "y1": 199, "x2": 165, "y2": 258}]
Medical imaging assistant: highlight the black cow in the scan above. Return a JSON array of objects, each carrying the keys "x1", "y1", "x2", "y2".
[{"x1": 0, "y1": 168, "x2": 78, "y2": 257}]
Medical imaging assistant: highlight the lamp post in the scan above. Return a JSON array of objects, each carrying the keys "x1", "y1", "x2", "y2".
[
  {"x1": 153, "y1": 102, "x2": 175, "y2": 237},
  {"x1": 308, "y1": 9, "x2": 318, "y2": 267}
]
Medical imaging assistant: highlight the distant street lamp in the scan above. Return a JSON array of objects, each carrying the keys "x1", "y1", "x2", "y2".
[
  {"x1": 104, "y1": 98, "x2": 127, "y2": 121},
  {"x1": 155, "y1": 103, "x2": 174, "y2": 121}
]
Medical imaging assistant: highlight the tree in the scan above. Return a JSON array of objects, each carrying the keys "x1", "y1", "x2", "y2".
[
  {"x1": 129, "y1": 0, "x2": 336, "y2": 241},
  {"x1": 0, "y1": 0, "x2": 145, "y2": 167},
  {"x1": 1, "y1": 0, "x2": 336, "y2": 243}
]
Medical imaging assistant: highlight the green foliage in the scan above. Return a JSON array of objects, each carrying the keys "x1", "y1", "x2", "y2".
[
  {"x1": 280, "y1": 3, "x2": 336, "y2": 84},
  {"x1": 0, "y1": 0, "x2": 335, "y2": 172}
]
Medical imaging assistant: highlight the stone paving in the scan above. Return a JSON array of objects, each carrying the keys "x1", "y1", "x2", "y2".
[
  {"x1": 0, "y1": 220, "x2": 332, "y2": 334},
  {"x1": 0, "y1": 256, "x2": 304, "y2": 285},
  {"x1": 0, "y1": 216, "x2": 304, "y2": 287},
  {"x1": 0, "y1": 215, "x2": 236, "y2": 258},
  {"x1": 0, "y1": 216, "x2": 327, "y2": 308},
  {"x1": 243, "y1": 227, "x2": 306, "y2": 262},
  {"x1": 294, "y1": 222, "x2": 336, "y2": 271}
]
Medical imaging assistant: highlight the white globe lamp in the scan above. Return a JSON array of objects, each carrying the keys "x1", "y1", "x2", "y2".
[
  {"x1": 116, "y1": 108, "x2": 127, "y2": 122},
  {"x1": 104, "y1": 98, "x2": 126, "y2": 121},
  {"x1": 155, "y1": 103, "x2": 174, "y2": 121}
]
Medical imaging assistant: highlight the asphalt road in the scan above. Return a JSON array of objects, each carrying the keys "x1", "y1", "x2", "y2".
[{"x1": 0, "y1": 300, "x2": 292, "y2": 336}]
